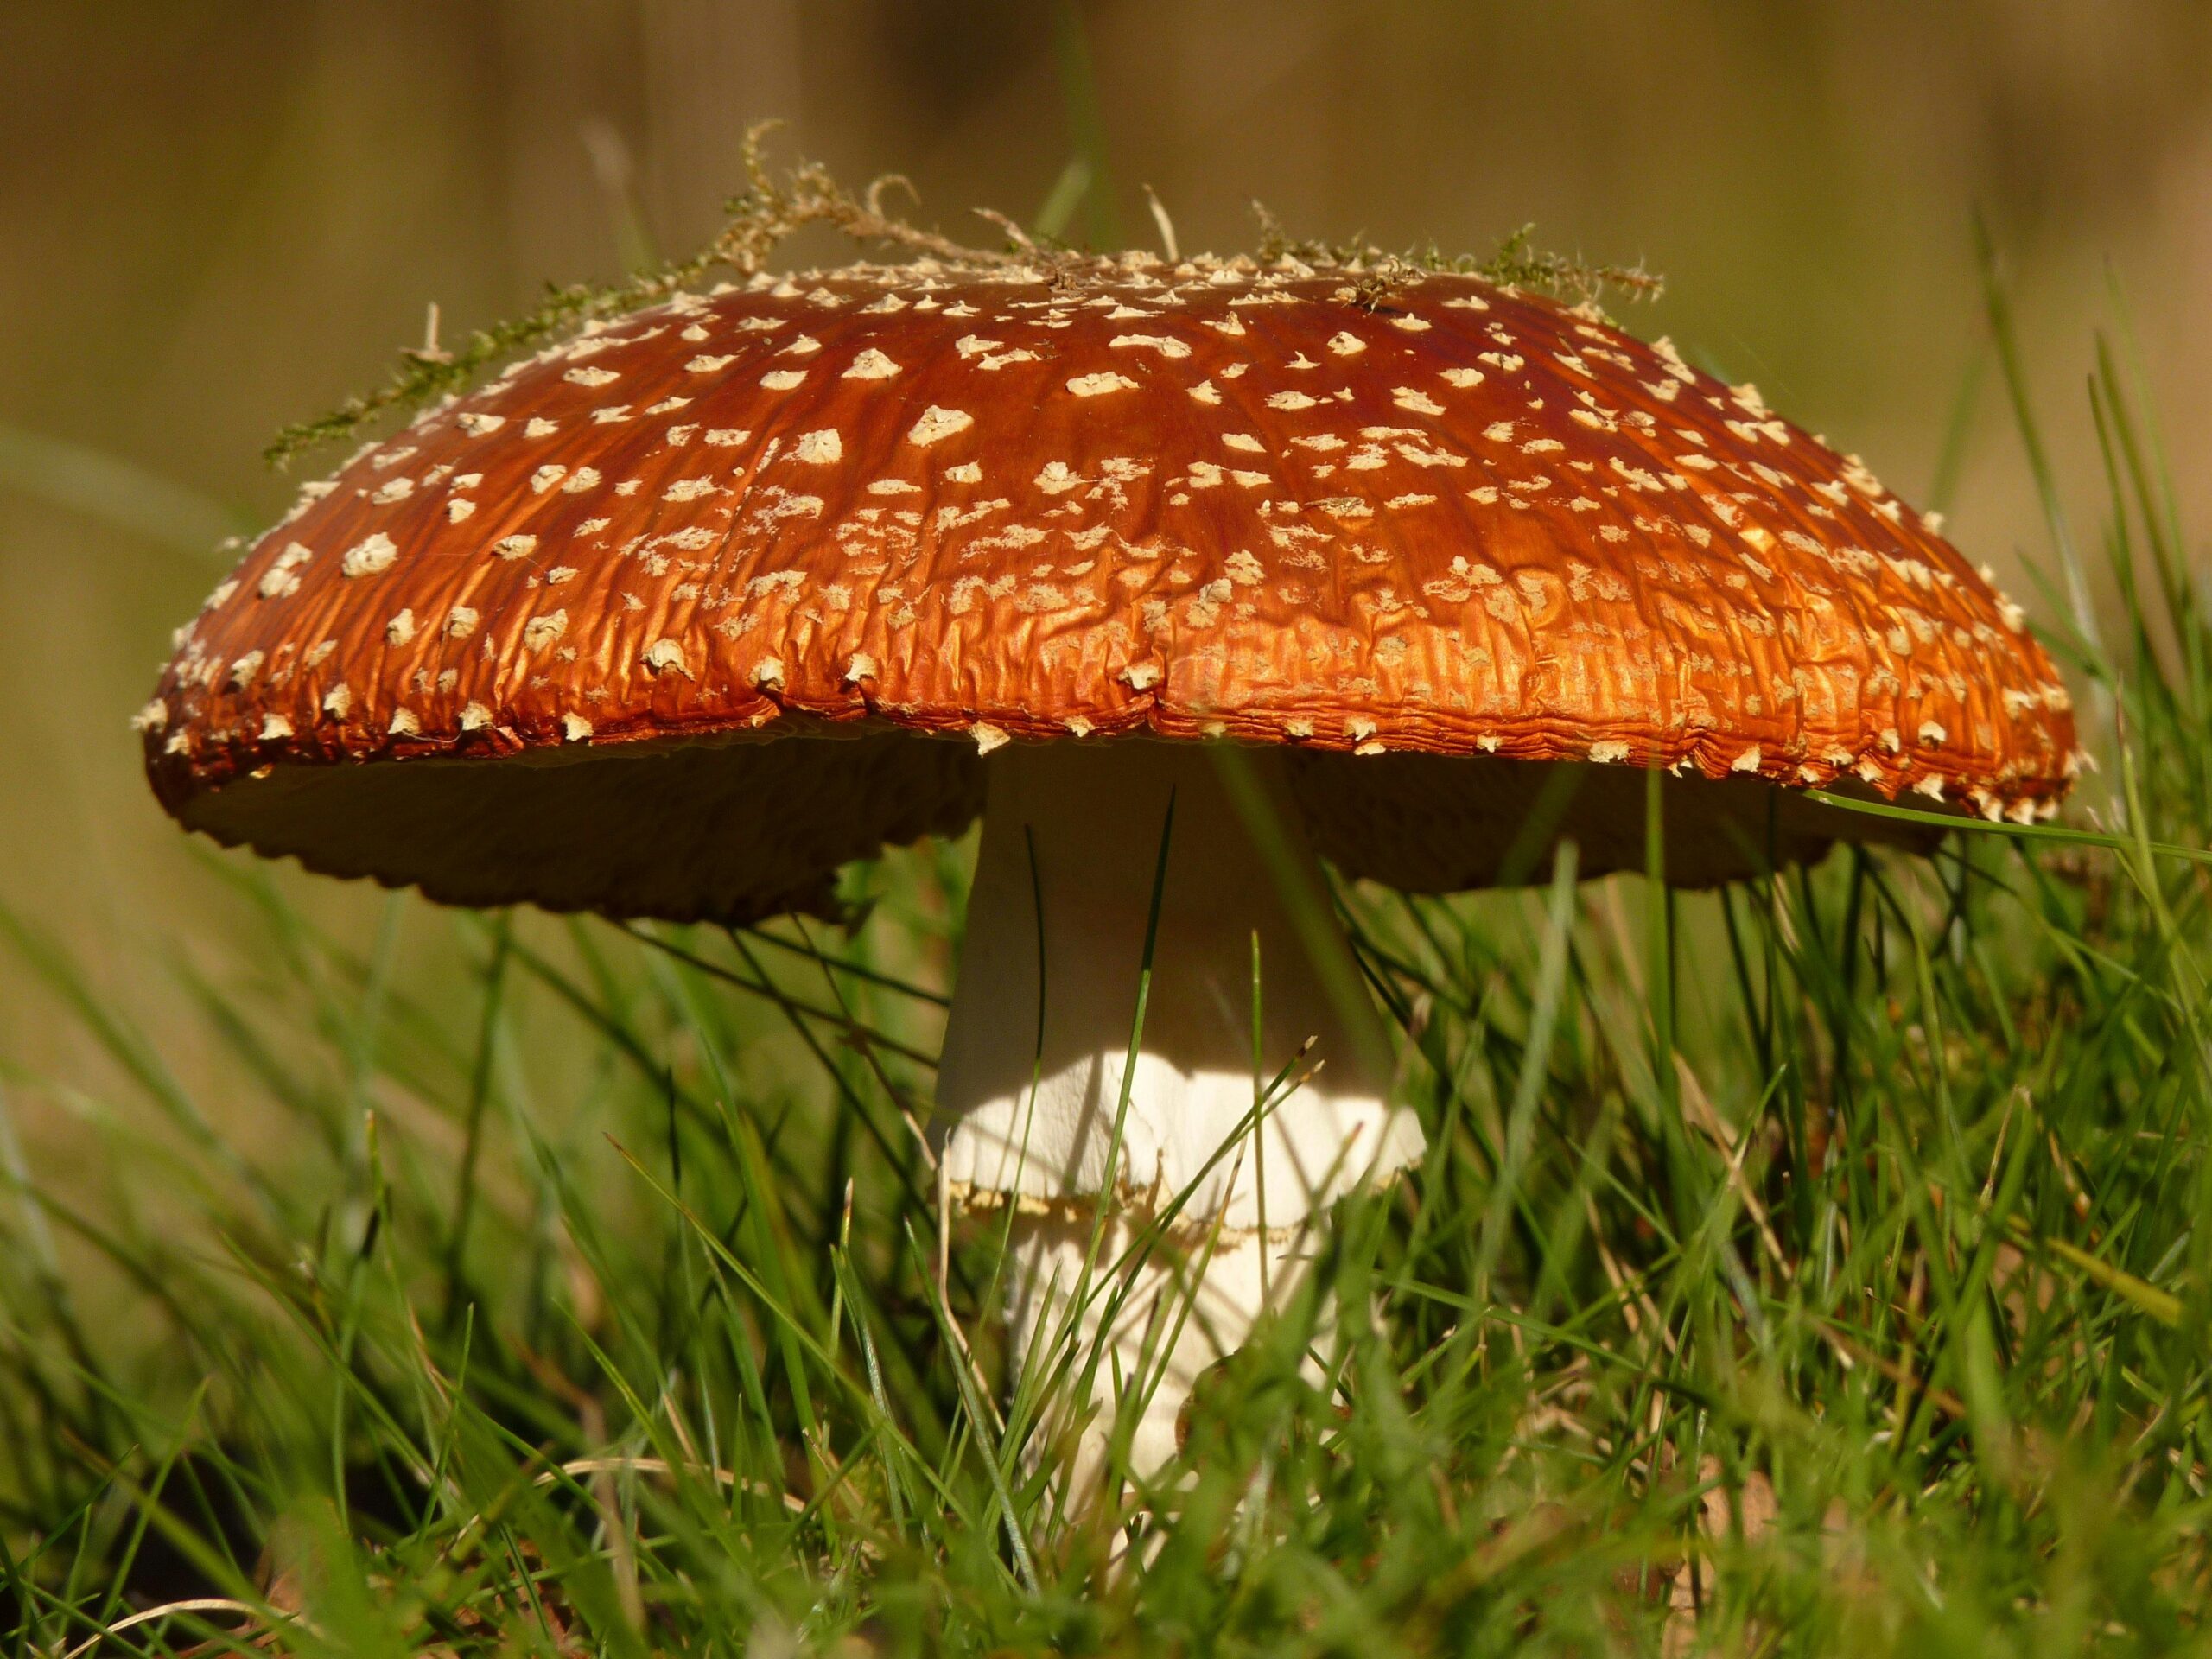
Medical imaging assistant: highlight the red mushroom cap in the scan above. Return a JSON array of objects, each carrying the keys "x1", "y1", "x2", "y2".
[{"x1": 141, "y1": 253, "x2": 2076, "y2": 922}]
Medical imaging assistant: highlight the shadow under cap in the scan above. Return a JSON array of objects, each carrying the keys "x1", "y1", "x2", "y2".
[{"x1": 177, "y1": 728, "x2": 1936, "y2": 927}]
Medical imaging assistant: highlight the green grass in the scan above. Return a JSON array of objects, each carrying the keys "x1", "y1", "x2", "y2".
[{"x1": 6, "y1": 281, "x2": 2212, "y2": 1656}]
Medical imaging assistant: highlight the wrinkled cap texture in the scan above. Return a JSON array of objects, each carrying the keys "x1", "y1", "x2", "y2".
[{"x1": 143, "y1": 252, "x2": 2079, "y2": 924}]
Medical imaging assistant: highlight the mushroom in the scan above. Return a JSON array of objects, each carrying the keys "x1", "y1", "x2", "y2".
[{"x1": 142, "y1": 252, "x2": 2077, "y2": 1489}]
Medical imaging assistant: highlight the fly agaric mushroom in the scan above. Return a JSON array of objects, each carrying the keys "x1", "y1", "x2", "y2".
[{"x1": 142, "y1": 248, "x2": 2078, "y2": 1484}]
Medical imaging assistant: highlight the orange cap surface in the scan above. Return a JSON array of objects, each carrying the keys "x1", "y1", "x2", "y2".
[{"x1": 142, "y1": 254, "x2": 2076, "y2": 922}]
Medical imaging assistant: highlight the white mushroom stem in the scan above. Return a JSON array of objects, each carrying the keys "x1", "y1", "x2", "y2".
[
  {"x1": 935, "y1": 741, "x2": 1423, "y2": 1488},
  {"x1": 997, "y1": 1211, "x2": 1332, "y2": 1497}
]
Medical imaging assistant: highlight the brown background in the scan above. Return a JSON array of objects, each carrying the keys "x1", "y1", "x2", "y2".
[{"x1": 3, "y1": 0, "x2": 2205, "y2": 1114}]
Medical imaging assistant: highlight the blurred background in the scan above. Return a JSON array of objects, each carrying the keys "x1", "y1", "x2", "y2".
[{"x1": 3, "y1": 0, "x2": 2207, "y2": 1163}]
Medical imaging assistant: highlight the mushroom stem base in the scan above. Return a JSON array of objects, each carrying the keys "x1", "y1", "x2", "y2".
[{"x1": 1004, "y1": 1207, "x2": 1326, "y2": 1497}]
